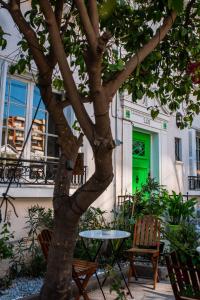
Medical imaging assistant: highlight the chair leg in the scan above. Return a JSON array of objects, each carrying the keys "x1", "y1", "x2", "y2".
[
  {"x1": 74, "y1": 272, "x2": 93, "y2": 300},
  {"x1": 151, "y1": 255, "x2": 159, "y2": 290},
  {"x1": 128, "y1": 255, "x2": 138, "y2": 284}
]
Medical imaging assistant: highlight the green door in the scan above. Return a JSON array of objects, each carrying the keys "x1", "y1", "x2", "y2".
[{"x1": 132, "y1": 131, "x2": 150, "y2": 193}]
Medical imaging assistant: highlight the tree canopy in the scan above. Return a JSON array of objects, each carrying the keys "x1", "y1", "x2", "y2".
[
  {"x1": 0, "y1": 0, "x2": 200, "y2": 128},
  {"x1": 0, "y1": 1, "x2": 200, "y2": 299}
]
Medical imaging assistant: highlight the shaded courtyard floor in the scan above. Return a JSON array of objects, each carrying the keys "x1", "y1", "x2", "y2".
[{"x1": 86, "y1": 279, "x2": 174, "y2": 300}]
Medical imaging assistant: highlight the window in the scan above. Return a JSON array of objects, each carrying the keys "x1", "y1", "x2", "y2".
[
  {"x1": 31, "y1": 88, "x2": 59, "y2": 161},
  {"x1": 175, "y1": 137, "x2": 182, "y2": 161},
  {"x1": 1, "y1": 77, "x2": 59, "y2": 162},
  {"x1": 133, "y1": 140, "x2": 145, "y2": 157},
  {"x1": 2, "y1": 79, "x2": 27, "y2": 157},
  {"x1": 196, "y1": 134, "x2": 200, "y2": 175}
]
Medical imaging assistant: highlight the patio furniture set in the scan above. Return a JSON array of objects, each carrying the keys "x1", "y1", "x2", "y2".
[
  {"x1": 37, "y1": 196, "x2": 200, "y2": 300},
  {"x1": 37, "y1": 215, "x2": 160, "y2": 300}
]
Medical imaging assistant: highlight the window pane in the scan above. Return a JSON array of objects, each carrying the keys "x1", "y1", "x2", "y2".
[
  {"x1": 2, "y1": 79, "x2": 27, "y2": 157},
  {"x1": 6, "y1": 79, "x2": 27, "y2": 105},
  {"x1": 33, "y1": 87, "x2": 45, "y2": 110},
  {"x1": 31, "y1": 133, "x2": 46, "y2": 160},
  {"x1": 175, "y1": 138, "x2": 182, "y2": 161}
]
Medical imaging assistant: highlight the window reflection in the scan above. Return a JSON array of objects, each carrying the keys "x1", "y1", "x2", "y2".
[
  {"x1": 2, "y1": 79, "x2": 27, "y2": 157},
  {"x1": 31, "y1": 87, "x2": 59, "y2": 161}
]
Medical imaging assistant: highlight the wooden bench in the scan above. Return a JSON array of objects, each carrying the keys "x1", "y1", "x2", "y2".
[{"x1": 165, "y1": 251, "x2": 200, "y2": 300}]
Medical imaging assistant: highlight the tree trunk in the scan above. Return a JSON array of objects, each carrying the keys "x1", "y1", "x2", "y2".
[{"x1": 40, "y1": 147, "x2": 113, "y2": 300}]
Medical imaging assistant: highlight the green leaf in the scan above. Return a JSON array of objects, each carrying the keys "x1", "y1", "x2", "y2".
[{"x1": 168, "y1": 0, "x2": 184, "y2": 13}]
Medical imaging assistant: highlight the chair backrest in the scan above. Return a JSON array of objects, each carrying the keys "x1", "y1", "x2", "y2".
[
  {"x1": 37, "y1": 229, "x2": 52, "y2": 260},
  {"x1": 133, "y1": 215, "x2": 160, "y2": 249},
  {"x1": 165, "y1": 251, "x2": 200, "y2": 300}
]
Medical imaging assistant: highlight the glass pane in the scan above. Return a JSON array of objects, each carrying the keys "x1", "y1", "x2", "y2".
[
  {"x1": 8, "y1": 103, "x2": 26, "y2": 120},
  {"x1": 33, "y1": 87, "x2": 45, "y2": 110},
  {"x1": 32, "y1": 109, "x2": 46, "y2": 132},
  {"x1": 6, "y1": 79, "x2": 27, "y2": 105},
  {"x1": 47, "y1": 136, "x2": 59, "y2": 158},
  {"x1": 31, "y1": 132, "x2": 46, "y2": 160},
  {"x1": 133, "y1": 141, "x2": 145, "y2": 156},
  {"x1": 6, "y1": 128, "x2": 24, "y2": 153}
]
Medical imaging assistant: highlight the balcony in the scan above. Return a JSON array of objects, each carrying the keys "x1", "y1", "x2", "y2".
[
  {"x1": 0, "y1": 157, "x2": 87, "y2": 187},
  {"x1": 188, "y1": 176, "x2": 200, "y2": 191}
]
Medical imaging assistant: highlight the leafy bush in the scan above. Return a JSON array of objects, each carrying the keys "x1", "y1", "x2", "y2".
[
  {"x1": 0, "y1": 222, "x2": 13, "y2": 260},
  {"x1": 133, "y1": 177, "x2": 168, "y2": 219},
  {"x1": 165, "y1": 221, "x2": 200, "y2": 264},
  {"x1": 11, "y1": 205, "x2": 53, "y2": 278},
  {"x1": 164, "y1": 192, "x2": 197, "y2": 225}
]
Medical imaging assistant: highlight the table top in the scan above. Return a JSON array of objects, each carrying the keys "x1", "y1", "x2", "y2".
[
  {"x1": 79, "y1": 229, "x2": 131, "y2": 240},
  {"x1": 196, "y1": 246, "x2": 200, "y2": 253}
]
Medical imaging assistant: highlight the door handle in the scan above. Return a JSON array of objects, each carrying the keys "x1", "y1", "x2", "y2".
[{"x1": 136, "y1": 175, "x2": 139, "y2": 184}]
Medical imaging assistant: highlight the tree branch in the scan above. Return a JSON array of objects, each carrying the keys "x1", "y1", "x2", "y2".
[
  {"x1": 38, "y1": 0, "x2": 94, "y2": 143},
  {"x1": 8, "y1": 0, "x2": 51, "y2": 78},
  {"x1": 104, "y1": 11, "x2": 177, "y2": 98},
  {"x1": 74, "y1": 0, "x2": 97, "y2": 54},
  {"x1": 54, "y1": 0, "x2": 64, "y2": 28},
  {"x1": 0, "y1": 0, "x2": 8, "y2": 9},
  {"x1": 47, "y1": 0, "x2": 64, "y2": 67},
  {"x1": 88, "y1": 0, "x2": 99, "y2": 37}
]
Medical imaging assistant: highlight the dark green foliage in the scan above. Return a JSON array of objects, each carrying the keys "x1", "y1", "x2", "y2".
[
  {"x1": 164, "y1": 191, "x2": 197, "y2": 225},
  {"x1": 133, "y1": 177, "x2": 168, "y2": 219},
  {"x1": 1, "y1": 0, "x2": 199, "y2": 126},
  {"x1": 0, "y1": 26, "x2": 9, "y2": 50},
  {"x1": 11, "y1": 205, "x2": 53, "y2": 278},
  {"x1": 166, "y1": 222, "x2": 200, "y2": 262},
  {"x1": 0, "y1": 222, "x2": 13, "y2": 260}
]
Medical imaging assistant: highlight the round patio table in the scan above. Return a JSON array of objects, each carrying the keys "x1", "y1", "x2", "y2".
[
  {"x1": 79, "y1": 229, "x2": 130, "y2": 240},
  {"x1": 196, "y1": 246, "x2": 200, "y2": 254},
  {"x1": 79, "y1": 229, "x2": 133, "y2": 299}
]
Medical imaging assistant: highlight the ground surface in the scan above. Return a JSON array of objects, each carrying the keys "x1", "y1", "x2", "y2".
[
  {"x1": 0, "y1": 278, "x2": 174, "y2": 300},
  {"x1": 87, "y1": 279, "x2": 174, "y2": 300}
]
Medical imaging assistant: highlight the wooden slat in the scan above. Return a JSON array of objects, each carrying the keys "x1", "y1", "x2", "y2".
[
  {"x1": 166, "y1": 254, "x2": 181, "y2": 300},
  {"x1": 166, "y1": 252, "x2": 200, "y2": 300},
  {"x1": 186, "y1": 256, "x2": 200, "y2": 293},
  {"x1": 171, "y1": 252, "x2": 185, "y2": 292},
  {"x1": 140, "y1": 218, "x2": 146, "y2": 246},
  {"x1": 135, "y1": 219, "x2": 141, "y2": 246}
]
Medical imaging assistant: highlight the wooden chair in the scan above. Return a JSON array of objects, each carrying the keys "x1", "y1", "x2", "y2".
[
  {"x1": 165, "y1": 251, "x2": 200, "y2": 300},
  {"x1": 126, "y1": 215, "x2": 160, "y2": 289},
  {"x1": 37, "y1": 229, "x2": 98, "y2": 300}
]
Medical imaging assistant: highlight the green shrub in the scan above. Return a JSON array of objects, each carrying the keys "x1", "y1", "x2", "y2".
[
  {"x1": 0, "y1": 222, "x2": 13, "y2": 260},
  {"x1": 164, "y1": 191, "x2": 197, "y2": 225}
]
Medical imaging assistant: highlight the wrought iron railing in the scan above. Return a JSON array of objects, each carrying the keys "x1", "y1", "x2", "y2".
[
  {"x1": 0, "y1": 157, "x2": 87, "y2": 187},
  {"x1": 188, "y1": 176, "x2": 200, "y2": 191}
]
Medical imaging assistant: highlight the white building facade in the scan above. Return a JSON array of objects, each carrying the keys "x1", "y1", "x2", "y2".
[{"x1": 1, "y1": 7, "x2": 200, "y2": 239}]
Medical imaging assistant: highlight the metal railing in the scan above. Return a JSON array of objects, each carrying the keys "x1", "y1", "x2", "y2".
[
  {"x1": 0, "y1": 157, "x2": 87, "y2": 187},
  {"x1": 188, "y1": 176, "x2": 200, "y2": 191}
]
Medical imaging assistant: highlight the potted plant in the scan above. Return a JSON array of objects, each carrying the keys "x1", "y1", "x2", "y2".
[{"x1": 164, "y1": 191, "x2": 197, "y2": 231}]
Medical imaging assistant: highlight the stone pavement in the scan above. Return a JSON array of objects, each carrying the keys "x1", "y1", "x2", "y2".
[{"x1": 87, "y1": 279, "x2": 175, "y2": 300}]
